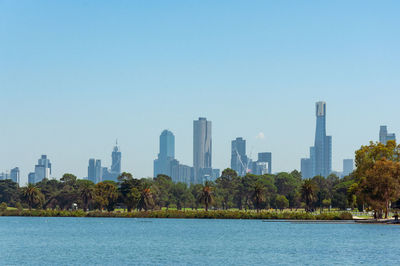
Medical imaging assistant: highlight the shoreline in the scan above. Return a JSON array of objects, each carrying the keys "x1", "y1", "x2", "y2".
[{"x1": 0, "y1": 209, "x2": 354, "y2": 220}]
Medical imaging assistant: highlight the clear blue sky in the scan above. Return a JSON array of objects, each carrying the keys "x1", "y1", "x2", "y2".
[{"x1": 1, "y1": 1, "x2": 399, "y2": 185}]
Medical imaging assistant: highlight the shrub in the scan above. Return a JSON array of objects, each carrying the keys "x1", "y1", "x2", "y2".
[{"x1": 0, "y1": 202, "x2": 7, "y2": 212}]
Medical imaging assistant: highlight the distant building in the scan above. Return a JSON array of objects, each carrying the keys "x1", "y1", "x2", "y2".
[
  {"x1": 193, "y1": 117, "x2": 212, "y2": 184},
  {"x1": 0, "y1": 172, "x2": 9, "y2": 180},
  {"x1": 257, "y1": 152, "x2": 272, "y2": 174},
  {"x1": 111, "y1": 140, "x2": 122, "y2": 175},
  {"x1": 343, "y1": 159, "x2": 354, "y2": 177},
  {"x1": 301, "y1": 158, "x2": 312, "y2": 179},
  {"x1": 34, "y1": 155, "x2": 52, "y2": 183},
  {"x1": 231, "y1": 137, "x2": 248, "y2": 176},
  {"x1": 10, "y1": 167, "x2": 20, "y2": 184},
  {"x1": 154, "y1": 130, "x2": 194, "y2": 184},
  {"x1": 28, "y1": 172, "x2": 35, "y2": 184},
  {"x1": 88, "y1": 159, "x2": 96, "y2": 183},
  {"x1": 95, "y1": 159, "x2": 102, "y2": 183},
  {"x1": 154, "y1": 130, "x2": 175, "y2": 177},
  {"x1": 379, "y1": 125, "x2": 396, "y2": 144},
  {"x1": 301, "y1": 102, "x2": 332, "y2": 178}
]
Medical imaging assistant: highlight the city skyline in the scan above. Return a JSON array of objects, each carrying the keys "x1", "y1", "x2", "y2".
[{"x1": 2, "y1": 1, "x2": 400, "y2": 184}]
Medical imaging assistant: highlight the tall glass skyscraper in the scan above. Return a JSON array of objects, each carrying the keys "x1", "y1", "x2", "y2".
[
  {"x1": 111, "y1": 140, "x2": 121, "y2": 174},
  {"x1": 231, "y1": 137, "x2": 248, "y2": 176},
  {"x1": 193, "y1": 117, "x2": 212, "y2": 183},
  {"x1": 301, "y1": 102, "x2": 332, "y2": 178},
  {"x1": 154, "y1": 130, "x2": 175, "y2": 177}
]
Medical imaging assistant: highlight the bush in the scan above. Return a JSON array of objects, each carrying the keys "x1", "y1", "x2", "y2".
[{"x1": 0, "y1": 202, "x2": 7, "y2": 212}]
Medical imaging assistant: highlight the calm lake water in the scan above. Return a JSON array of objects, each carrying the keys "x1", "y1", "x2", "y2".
[{"x1": 0, "y1": 217, "x2": 399, "y2": 265}]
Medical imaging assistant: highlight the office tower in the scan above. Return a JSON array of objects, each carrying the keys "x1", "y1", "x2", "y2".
[
  {"x1": 0, "y1": 172, "x2": 9, "y2": 180},
  {"x1": 301, "y1": 102, "x2": 332, "y2": 178},
  {"x1": 111, "y1": 140, "x2": 122, "y2": 174},
  {"x1": 193, "y1": 117, "x2": 212, "y2": 183},
  {"x1": 301, "y1": 158, "x2": 312, "y2": 179},
  {"x1": 88, "y1": 159, "x2": 96, "y2": 183},
  {"x1": 95, "y1": 160, "x2": 102, "y2": 183},
  {"x1": 258, "y1": 152, "x2": 272, "y2": 174},
  {"x1": 231, "y1": 137, "x2": 248, "y2": 176},
  {"x1": 10, "y1": 167, "x2": 20, "y2": 184},
  {"x1": 154, "y1": 130, "x2": 175, "y2": 177},
  {"x1": 251, "y1": 161, "x2": 269, "y2": 175},
  {"x1": 379, "y1": 126, "x2": 396, "y2": 144},
  {"x1": 34, "y1": 155, "x2": 52, "y2": 183},
  {"x1": 343, "y1": 159, "x2": 354, "y2": 177},
  {"x1": 28, "y1": 172, "x2": 35, "y2": 184}
]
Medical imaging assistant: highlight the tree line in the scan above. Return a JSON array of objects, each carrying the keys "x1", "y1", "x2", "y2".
[{"x1": 1, "y1": 141, "x2": 399, "y2": 217}]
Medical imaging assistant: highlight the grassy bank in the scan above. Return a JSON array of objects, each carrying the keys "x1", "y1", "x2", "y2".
[{"x1": 0, "y1": 209, "x2": 353, "y2": 220}]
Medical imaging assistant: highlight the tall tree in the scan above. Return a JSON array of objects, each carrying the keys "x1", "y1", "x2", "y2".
[
  {"x1": 21, "y1": 184, "x2": 44, "y2": 210},
  {"x1": 301, "y1": 180, "x2": 317, "y2": 212},
  {"x1": 198, "y1": 181, "x2": 214, "y2": 211}
]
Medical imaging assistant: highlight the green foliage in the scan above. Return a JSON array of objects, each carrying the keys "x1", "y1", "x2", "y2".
[
  {"x1": 0, "y1": 209, "x2": 353, "y2": 220},
  {"x1": 0, "y1": 202, "x2": 7, "y2": 212}
]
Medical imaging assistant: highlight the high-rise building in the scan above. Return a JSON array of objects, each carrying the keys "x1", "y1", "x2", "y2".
[
  {"x1": 231, "y1": 137, "x2": 248, "y2": 176},
  {"x1": 343, "y1": 159, "x2": 354, "y2": 177},
  {"x1": 34, "y1": 155, "x2": 52, "y2": 183},
  {"x1": 111, "y1": 140, "x2": 122, "y2": 175},
  {"x1": 28, "y1": 172, "x2": 35, "y2": 184},
  {"x1": 379, "y1": 125, "x2": 396, "y2": 144},
  {"x1": 193, "y1": 117, "x2": 212, "y2": 183},
  {"x1": 301, "y1": 102, "x2": 332, "y2": 178},
  {"x1": 88, "y1": 159, "x2": 96, "y2": 183},
  {"x1": 10, "y1": 167, "x2": 20, "y2": 184},
  {"x1": 154, "y1": 130, "x2": 175, "y2": 177},
  {"x1": 95, "y1": 159, "x2": 102, "y2": 183},
  {"x1": 154, "y1": 130, "x2": 193, "y2": 184},
  {"x1": 301, "y1": 158, "x2": 312, "y2": 179},
  {"x1": 257, "y1": 152, "x2": 272, "y2": 174}
]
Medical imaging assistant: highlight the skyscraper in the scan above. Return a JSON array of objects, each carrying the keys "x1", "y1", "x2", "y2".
[
  {"x1": 231, "y1": 137, "x2": 248, "y2": 176},
  {"x1": 88, "y1": 158, "x2": 96, "y2": 183},
  {"x1": 111, "y1": 140, "x2": 121, "y2": 174},
  {"x1": 193, "y1": 117, "x2": 212, "y2": 183},
  {"x1": 343, "y1": 159, "x2": 354, "y2": 177},
  {"x1": 258, "y1": 152, "x2": 272, "y2": 174},
  {"x1": 10, "y1": 167, "x2": 20, "y2": 184},
  {"x1": 379, "y1": 125, "x2": 396, "y2": 144},
  {"x1": 301, "y1": 102, "x2": 332, "y2": 178},
  {"x1": 154, "y1": 130, "x2": 175, "y2": 177},
  {"x1": 95, "y1": 159, "x2": 102, "y2": 183},
  {"x1": 34, "y1": 155, "x2": 52, "y2": 183}
]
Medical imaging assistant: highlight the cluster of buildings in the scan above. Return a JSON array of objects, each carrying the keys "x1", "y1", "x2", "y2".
[
  {"x1": 154, "y1": 118, "x2": 220, "y2": 185},
  {"x1": 87, "y1": 141, "x2": 122, "y2": 183},
  {"x1": 231, "y1": 137, "x2": 272, "y2": 176},
  {"x1": 1, "y1": 102, "x2": 397, "y2": 186},
  {"x1": 153, "y1": 117, "x2": 274, "y2": 185},
  {"x1": 300, "y1": 102, "x2": 396, "y2": 178},
  {"x1": 0, "y1": 167, "x2": 20, "y2": 184}
]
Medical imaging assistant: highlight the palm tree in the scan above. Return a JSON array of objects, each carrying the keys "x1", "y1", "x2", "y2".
[
  {"x1": 301, "y1": 180, "x2": 317, "y2": 212},
  {"x1": 198, "y1": 181, "x2": 214, "y2": 211},
  {"x1": 138, "y1": 185, "x2": 154, "y2": 211},
  {"x1": 80, "y1": 183, "x2": 94, "y2": 211},
  {"x1": 251, "y1": 182, "x2": 266, "y2": 213},
  {"x1": 22, "y1": 184, "x2": 43, "y2": 210}
]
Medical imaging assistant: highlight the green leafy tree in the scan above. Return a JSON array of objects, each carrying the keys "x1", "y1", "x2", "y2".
[
  {"x1": 79, "y1": 180, "x2": 95, "y2": 211},
  {"x1": 275, "y1": 195, "x2": 289, "y2": 211},
  {"x1": 94, "y1": 182, "x2": 119, "y2": 211}
]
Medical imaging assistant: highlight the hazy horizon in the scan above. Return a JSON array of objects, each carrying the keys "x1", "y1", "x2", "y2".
[{"x1": 1, "y1": 1, "x2": 399, "y2": 185}]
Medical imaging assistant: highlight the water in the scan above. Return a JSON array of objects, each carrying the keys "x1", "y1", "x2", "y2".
[{"x1": 0, "y1": 217, "x2": 399, "y2": 265}]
